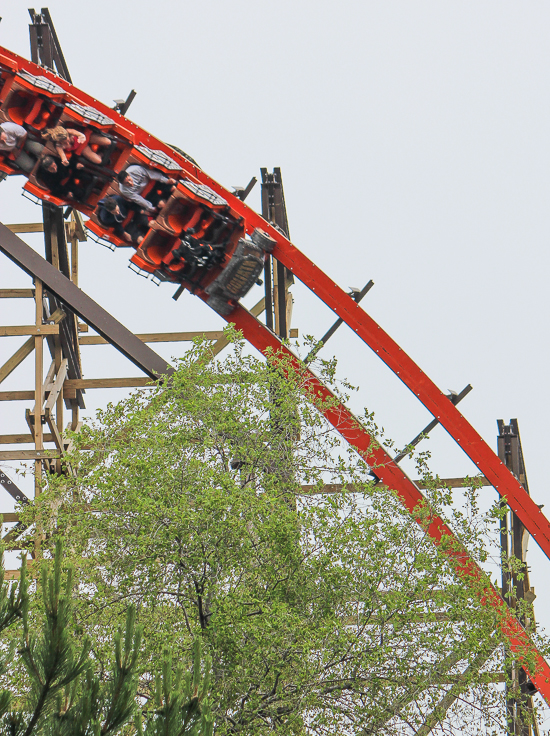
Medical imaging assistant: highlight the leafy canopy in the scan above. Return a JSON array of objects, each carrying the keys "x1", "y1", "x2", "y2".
[{"x1": 32, "y1": 336, "x2": 537, "y2": 735}]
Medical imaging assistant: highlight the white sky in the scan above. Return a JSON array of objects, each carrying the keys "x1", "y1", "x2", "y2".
[{"x1": 1, "y1": 0, "x2": 550, "y2": 685}]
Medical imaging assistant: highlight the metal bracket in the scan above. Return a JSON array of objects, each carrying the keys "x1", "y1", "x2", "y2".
[
  {"x1": 113, "y1": 90, "x2": 137, "y2": 116},
  {"x1": 393, "y1": 384, "x2": 473, "y2": 464}
]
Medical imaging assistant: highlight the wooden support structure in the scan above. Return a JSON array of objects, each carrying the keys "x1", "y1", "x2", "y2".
[
  {"x1": 0, "y1": 226, "x2": 537, "y2": 735},
  {"x1": 0, "y1": 216, "x2": 536, "y2": 735},
  {"x1": 79, "y1": 330, "x2": 225, "y2": 345},
  {"x1": 0, "y1": 288, "x2": 35, "y2": 298},
  {"x1": 0, "y1": 209, "x2": 253, "y2": 545},
  {"x1": 0, "y1": 10, "x2": 300, "y2": 557},
  {"x1": 498, "y1": 419, "x2": 536, "y2": 736}
]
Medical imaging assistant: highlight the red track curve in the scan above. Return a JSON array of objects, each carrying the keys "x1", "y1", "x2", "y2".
[
  {"x1": 0, "y1": 44, "x2": 549, "y2": 701},
  {"x1": 224, "y1": 302, "x2": 550, "y2": 700},
  {"x1": 201, "y1": 198, "x2": 550, "y2": 562}
]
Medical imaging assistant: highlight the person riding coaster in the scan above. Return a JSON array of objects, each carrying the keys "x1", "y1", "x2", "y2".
[
  {"x1": 37, "y1": 154, "x2": 93, "y2": 201},
  {"x1": 96, "y1": 195, "x2": 150, "y2": 245},
  {"x1": 117, "y1": 165, "x2": 176, "y2": 213},
  {"x1": 41, "y1": 125, "x2": 111, "y2": 166}
]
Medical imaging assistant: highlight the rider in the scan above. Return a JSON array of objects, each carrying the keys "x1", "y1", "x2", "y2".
[
  {"x1": 117, "y1": 165, "x2": 176, "y2": 213},
  {"x1": 37, "y1": 155, "x2": 92, "y2": 201},
  {"x1": 96, "y1": 195, "x2": 149, "y2": 244},
  {"x1": 0, "y1": 121, "x2": 44, "y2": 174}
]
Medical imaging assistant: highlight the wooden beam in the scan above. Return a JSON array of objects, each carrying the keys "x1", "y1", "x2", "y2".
[
  {"x1": 0, "y1": 289, "x2": 34, "y2": 298},
  {"x1": 415, "y1": 476, "x2": 492, "y2": 489},
  {"x1": 65, "y1": 377, "x2": 153, "y2": 390},
  {"x1": 44, "y1": 410, "x2": 73, "y2": 474},
  {"x1": 0, "y1": 391, "x2": 35, "y2": 402},
  {"x1": 65, "y1": 212, "x2": 87, "y2": 243},
  {"x1": 79, "y1": 330, "x2": 225, "y2": 346},
  {"x1": 300, "y1": 483, "x2": 359, "y2": 494},
  {"x1": 0, "y1": 325, "x2": 59, "y2": 337},
  {"x1": 44, "y1": 412, "x2": 74, "y2": 476},
  {"x1": 0, "y1": 338, "x2": 35, "y2": 385},
  {"x1": 6, "y1": 223, "x2": 43, "y2": 233},
  {"x1": 0, "y1": 307, "x2": 66, "y2": 387},
  {"x1": 54, "y1": 338, "x2": 64, "y2": 475},
  {"x1": 42, "y1": 359, "x2": 57, "y2": 396},
  {"x1": 43, "y1": 359, "x2": 68, "y2": 413},
  {"x1": 21, "y1": 358, "x2": 61, "y2": 449},
  {"x1": 63, "y1": 420, "x2": 82, "y2": 455},
  {"x1": 4, "y1": 563, "x2": 35, "y2": 580},
  {"x1": 301, "y1": 477, "x2": 493, "y2": 494},
  {"x1": 0, "y1": 450, "x2": 60, "y2": 461},
  {"x1": 64, "y1": 374, "x2": 239, "y2": 390},
  {"x1": 0, "y1": 434, "x2": 54, "y2": 445},
  {"x1": 45, "y1": 413, "x2": 65, "y2": 452},
  {"x1": 0, "y1": 513, "x2": 21, "y2": 523},
  {"x1": 34, "y1": 278, "x2": 44, "y2": 511},
  {"x1": 25, "y1": 409, "x2": 36, "y2": 441}
]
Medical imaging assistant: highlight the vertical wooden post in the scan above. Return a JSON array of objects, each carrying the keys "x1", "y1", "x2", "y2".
[
  {"x1": 34, "y1": 279, "x2": 44, "y2": 557},
  {"x1": 68, "y1": 216, "x2": 80, "y2": 430},
  {"x1": 70, "y1": 221, "x2": 79, "y2": 287},
  {"x1": 34, "y1": 279, "x2": 44, "y2": 476},
  {"x1": 498, "y1": 420, "x2": 533, "y2": 736},
  {"x1": 48, "y1": 217, "x2": 63, "y2": 472},
  {"x1": 260, "y1": 168, "x2": 292, "y2": 339},
  {"x1": 272, "y1": 255, "x2": 281, "y2": 335},
  {"x1": 54, "y1": 339, "x2": 63, "y2": 474},
  {"x1": 50, "y1": 218, "x2": 60, "y2": 271}
]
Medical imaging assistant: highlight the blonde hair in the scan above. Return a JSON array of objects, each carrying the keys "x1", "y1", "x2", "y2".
[{"x1": 41, "y1": 125, "x2": 69, "y2": 144}]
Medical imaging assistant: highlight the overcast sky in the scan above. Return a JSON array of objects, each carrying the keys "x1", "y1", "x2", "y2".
[{"x1": 1, "y1": 0, "x2": 550, "y2": 708}]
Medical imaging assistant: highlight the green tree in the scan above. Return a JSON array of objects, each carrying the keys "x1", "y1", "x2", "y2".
[
  {"x1": 0, "y1": 543, "x2": 212, "y2": 735},
  {"x1": 32, "y1": 337, "x2": 543, "y2": 735}
]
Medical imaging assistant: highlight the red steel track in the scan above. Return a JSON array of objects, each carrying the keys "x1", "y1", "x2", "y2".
[
  {"x1": 1, "y1": 44, "x2": 550, "y2": 700},
  {"x1": 211, "y1": 201, "x2": 550, "y2": 561},
  {"x1": 225, "y1": 301, "x2": 550, "y2": 698}
]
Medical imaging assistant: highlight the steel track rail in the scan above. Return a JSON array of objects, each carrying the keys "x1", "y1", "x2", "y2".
[
  {"x1": 191, "y1": 178, "x2": 550, "y2": 566},
  {"x1": 205, "y1": 197, "x2": 550, "y2": 563},
  {"x1": 223, "y1": 301, "x2": 550, "y2": 703}
]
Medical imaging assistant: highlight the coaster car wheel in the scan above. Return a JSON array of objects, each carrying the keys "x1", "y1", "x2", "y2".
[{"x1": 251, "y1": 228, "x2": 276, "y2": 253}]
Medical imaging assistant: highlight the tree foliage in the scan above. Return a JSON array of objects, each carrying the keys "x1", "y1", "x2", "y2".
[
  {"x1": 0, "y1": 542, "x2": 211, "y2": 735},
  {"x1": 28, "y1": 336, "x2": 545, "y2": 735}
]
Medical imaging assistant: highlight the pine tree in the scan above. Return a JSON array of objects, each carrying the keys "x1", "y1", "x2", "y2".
[
  {"x1": 0, "y1": 551, "x2": 29, "y2": 724},
  {"x1": 0, "y1": 541, "x2": 212, "y2": 735},
  {"x1": 137, "y1": 642, "x2": 213, "y2": 736}
]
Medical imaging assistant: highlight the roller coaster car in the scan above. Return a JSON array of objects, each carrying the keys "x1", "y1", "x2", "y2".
[
  {"x1": 126, "y1": 180, "x2": 276, "y2": 315},
  {"x1": 0, "y1": 55, "x2": 279, "y2": 316},
  {"x1": 0, "y1": 64, "x2": 131, "y2": 205},
  {"x1": 127, "y1": 181, "x2": 255, "y2": 311}
]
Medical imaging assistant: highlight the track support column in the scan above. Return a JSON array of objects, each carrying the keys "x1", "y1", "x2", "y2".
[
  {"x1": 498, "y1": 419, "x2": 535, "y2": 736},
  {"x1": 260, "y1": 168, "x2": 293, "y2": 339}
]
